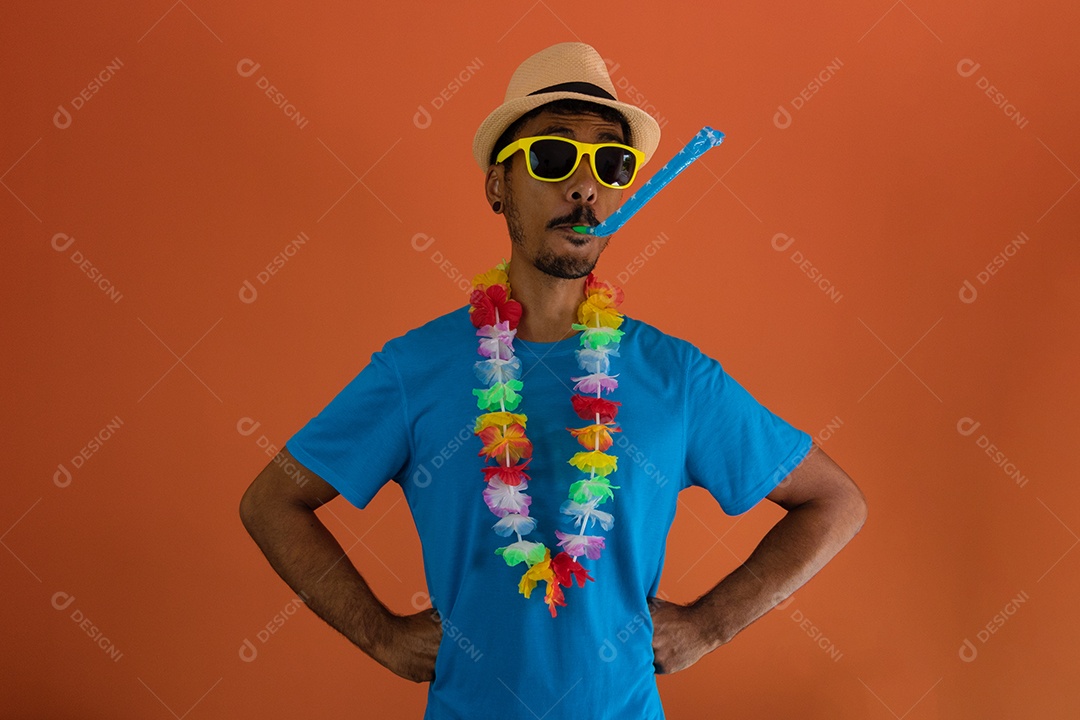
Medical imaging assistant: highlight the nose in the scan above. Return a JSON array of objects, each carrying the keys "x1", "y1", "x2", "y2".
[{"x1": 564, "y1": 152, "x2": 599, "y2": 204}]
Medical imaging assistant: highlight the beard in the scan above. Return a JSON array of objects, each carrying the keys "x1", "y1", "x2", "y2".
[{"x1": 504, "y1": 171, "x2": 602, "y2": 280}]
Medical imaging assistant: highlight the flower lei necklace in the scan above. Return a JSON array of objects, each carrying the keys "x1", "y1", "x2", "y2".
[{"x1": 468, "y1": 259, "x2": 626, "y2": 617}]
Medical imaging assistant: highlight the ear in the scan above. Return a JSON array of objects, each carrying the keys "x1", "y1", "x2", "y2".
[{"x1": 484, "y1": 166, "x2": 504, "y2": 209}]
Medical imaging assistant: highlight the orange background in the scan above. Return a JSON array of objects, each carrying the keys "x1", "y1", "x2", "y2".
[{"x1": 4, "y1": 1, "x2": 1079, "y2": 718}]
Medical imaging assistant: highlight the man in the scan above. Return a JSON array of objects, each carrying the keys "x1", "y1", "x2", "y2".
[{"x1": 240, "y1": 42, "x2": 867, "y2": 719}]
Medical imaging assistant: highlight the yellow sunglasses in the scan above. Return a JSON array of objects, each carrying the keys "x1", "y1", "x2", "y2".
[{"x1": 495, "y1": 135, "x2": 644, "y2": 189}]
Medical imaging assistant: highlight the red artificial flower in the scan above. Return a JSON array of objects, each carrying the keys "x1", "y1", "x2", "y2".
[
  {"x1": 481, "y1": 458, "x2": 532, "y2": 485},
  {"x1": 469, "y1": 284, "x2": 523, "y2": 329},
  {"x1": 583, "y1": 273, "x2": 625, "y2": 307},
  {"x1": 551, "y1": 551, "x2": 594, "y2": 589},
  {"x1": 571, "y1": 394, "x2": 621, "y2": 423}
]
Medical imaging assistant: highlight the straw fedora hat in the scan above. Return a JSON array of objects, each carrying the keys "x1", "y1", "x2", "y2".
[{"x1": 472, "y1": 42, "x2": 662, "y2": 171}]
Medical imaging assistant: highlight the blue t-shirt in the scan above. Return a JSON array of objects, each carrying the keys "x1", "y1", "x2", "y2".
[{"x1": 285, "y1": 304, "x2": 812, "y2": 720}]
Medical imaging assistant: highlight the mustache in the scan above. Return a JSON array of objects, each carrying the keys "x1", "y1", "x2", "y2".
[{"x1": 548, "y1": 206, "x2": 598, "y2": 229}]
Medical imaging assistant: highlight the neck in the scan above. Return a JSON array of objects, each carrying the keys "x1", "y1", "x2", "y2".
[{"x1": 507, "y1": 258, "x2": 587, "y2": 343}]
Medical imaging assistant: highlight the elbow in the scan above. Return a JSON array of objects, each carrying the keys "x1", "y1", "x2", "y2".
[
  {"x1": 238, "y1": 481, "x2": 263, "y2": 533},
  {"x1": 846, "y1": 485, "x2": 868, "y2": 535},
  {"x1": 814, "y1": 480, "x2": 867, "y2": 537}
]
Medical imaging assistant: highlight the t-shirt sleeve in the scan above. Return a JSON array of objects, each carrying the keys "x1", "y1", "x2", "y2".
[
  {"x1": 682, "y1": 342, "x2": 813, "y2": 515},
  {"x1": 284, "y1": 343, "x2": 411, "y2": 510}
]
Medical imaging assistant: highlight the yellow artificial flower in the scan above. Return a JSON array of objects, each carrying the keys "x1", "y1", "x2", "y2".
[
  {"x1": 577, "y1": 295, "x2": 624, "y2": 329},
  {"x1": 473, "y1": 265, "x2": 508, "y2": 290},
  {"x1": 567, "y1": 422, "x2": 620, "y2": 451},
  {"x1": 475, "y1": 411, "x2": 527, "y2": 433},
  {"x1": 518, "y1": 549, "x2": 553, "y2": 598},
  {"x1": 568, "y1": 450, "x2": 618, "y2": 476}
]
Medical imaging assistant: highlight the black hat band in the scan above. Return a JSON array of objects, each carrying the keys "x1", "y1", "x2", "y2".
[{"x1": 527, "y1": 81, "x2": 616, "y2": 101}]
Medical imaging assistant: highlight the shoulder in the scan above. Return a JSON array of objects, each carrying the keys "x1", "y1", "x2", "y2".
[
  {"x1": 620, "y1": 312, "x2": 706, "y2": 366},
  {"x1": 378, "y1": 303, "x2": 473, "y2": 365},
  {"x1": 388, "y1": 304, "x2": 471, "y2": 343}
]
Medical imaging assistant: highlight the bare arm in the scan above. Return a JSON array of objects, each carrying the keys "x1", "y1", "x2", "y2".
[
  {"x1": 651, "y1": 441, "x2": 867, "y2": 673},
  {"x1": 238, "y1": 447, "x2": 441, "y2": 682}
]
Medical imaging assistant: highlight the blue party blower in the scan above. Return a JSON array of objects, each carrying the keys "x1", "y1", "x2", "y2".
[{"x1": 572, "y1": 126, "x2": 725, "y2": 236}]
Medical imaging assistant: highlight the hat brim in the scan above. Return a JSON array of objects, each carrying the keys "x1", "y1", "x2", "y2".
[{"x1": 473, "y1": 92, "x2": 661, "y2": 172}]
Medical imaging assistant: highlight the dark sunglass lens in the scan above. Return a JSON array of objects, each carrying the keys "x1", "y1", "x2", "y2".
[
  {"x1": 595, "y1": 147, "x2": 636, "y2": 187},
  {"x1": 529, "y1": 139, "x2": 577, "y2": 179}
]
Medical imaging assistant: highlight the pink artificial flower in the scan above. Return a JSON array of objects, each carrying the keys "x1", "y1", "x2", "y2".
[
  {"x1": 483, "y1": 478, "x2": 531, "y2": 517},
  {"x1": 477, "y1": 321, "x2": 517, "y2": 360},
  {"x1": 554, "y1": 529, "x2": 606, "y2": 560},
  {"x1": 571, "y1": 372, "x2": 619, "y2": 395}
]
